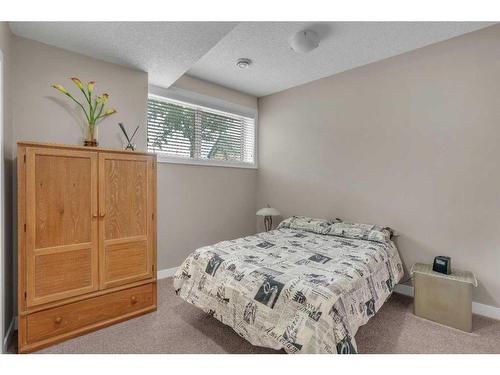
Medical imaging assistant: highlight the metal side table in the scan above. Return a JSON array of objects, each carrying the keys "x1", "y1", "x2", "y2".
[{"x1": 411, "y1": 263, "x2": 478, "y2": 332}]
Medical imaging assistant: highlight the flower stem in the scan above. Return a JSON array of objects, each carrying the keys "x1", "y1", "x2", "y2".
[{"x1": 66, "y1": 93, "x2": 90, "y2": 123}]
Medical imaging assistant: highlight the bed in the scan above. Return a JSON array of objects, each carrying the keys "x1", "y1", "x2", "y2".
[{"x1": 173, "y1": 216, "x2": 403, "y2": 354}]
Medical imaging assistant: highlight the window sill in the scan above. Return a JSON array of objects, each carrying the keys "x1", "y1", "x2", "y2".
[{"x1": 155, "y1": 154, "x2": 258, "y2": 170}]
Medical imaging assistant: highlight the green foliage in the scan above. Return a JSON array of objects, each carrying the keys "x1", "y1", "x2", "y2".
[
  {"x1": 200, "y1": 111, "x2": 242, "y2": 161},
  {"x1": 148, "y1": 99, "x2": 242, "y2": 161}
]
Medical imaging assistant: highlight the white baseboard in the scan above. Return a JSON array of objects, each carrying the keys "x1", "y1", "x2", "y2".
[
  {"x1": 393, "y1": 283, "x2": 414, "y2": 297},
  {"x1": 157, "y1": 267, "x2": 178, "y2": 280},
  {"x1": 2, "y1": 317, "x2": 15, "y2": 353},
  {"x1": 393, "y1": 283, "x2": 500, "y2": 321},
  {"x1": 472, "y1": 302, "x2": 500, "y2": 320}
]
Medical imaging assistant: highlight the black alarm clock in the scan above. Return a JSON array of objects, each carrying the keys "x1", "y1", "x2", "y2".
[{"x1": 432, "y1": 256, "x2": 451, "y2": 275}]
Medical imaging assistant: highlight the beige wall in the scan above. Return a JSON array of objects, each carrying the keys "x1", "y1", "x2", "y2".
[
  {"x1": 12, "y1": 37, "x2": 148, "y2": 148},
  {"x1": 9, "y1": 35, "x2": 149, "y2": 325},
  {"x1": 173, "y1": 74, "x2": 258, "y2": 109},
  {"x1": 157, "y1": 163, "x2": 257, "y2": 268},
  {"x1": 0, "y1": 21, "x2": 13, "y2": 344},
  {"x1": 257, "y1": 24, "x2": 500, "y2": 307},
  {"x1": 158, "y1": 76, "x2": 258, "y2": 269},
  {"x1": 13, "y1": 21, "x2": 497, "y2": 317},
  {"x1": 11, "y1": 36, "x2": 258, "y2": 280}
]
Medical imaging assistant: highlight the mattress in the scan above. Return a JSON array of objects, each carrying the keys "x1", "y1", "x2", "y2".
[{"x1": 173, "y1": 219, "x2": 403, "y2": 354}]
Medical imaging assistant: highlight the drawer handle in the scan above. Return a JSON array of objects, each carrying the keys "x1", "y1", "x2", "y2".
[
  {"x1": 54, "y1": 317, "x2": 63, "y2": 324},
  {"x1": 131, "y1": 296, "x2": 138, "y2": 305}
]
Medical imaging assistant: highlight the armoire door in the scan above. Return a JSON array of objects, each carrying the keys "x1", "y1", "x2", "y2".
[
  {"x1": 25, "y1": 148, "x2": 99, "y2": 306},
  {"x1": 99, "y1": 153, "x2": 155, "y2": 289}
]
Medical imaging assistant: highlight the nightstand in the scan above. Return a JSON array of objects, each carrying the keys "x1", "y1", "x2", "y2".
[{"x1": 411, "y1": 263, "x2": 477, "y2": 332}]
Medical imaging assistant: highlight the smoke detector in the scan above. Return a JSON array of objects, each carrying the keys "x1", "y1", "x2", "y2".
[
  {"x1": 289, "y1": 29, "x2": 320, "y2": 53},
  {"x1": 236, "y1": 58, "x2": 252, "y2": 69}
]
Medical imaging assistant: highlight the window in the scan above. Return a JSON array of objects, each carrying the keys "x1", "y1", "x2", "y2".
[{"x1": 147, "y1": 94, "x2": 256, "y2": 168}]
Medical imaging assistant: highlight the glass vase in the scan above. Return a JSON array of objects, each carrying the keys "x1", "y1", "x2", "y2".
[{"x1": 83, "y1": 124, "x2": 98, "y2": 147}]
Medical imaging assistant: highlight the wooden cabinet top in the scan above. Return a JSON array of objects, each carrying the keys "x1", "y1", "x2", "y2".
[{"x1": 17, "y1": 141, "x2": 157, "y2": 158}]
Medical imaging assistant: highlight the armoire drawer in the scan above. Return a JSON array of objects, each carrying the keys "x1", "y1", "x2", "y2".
[{"x1": 26, "y1": 283, "x2": 155, "y2": 344}]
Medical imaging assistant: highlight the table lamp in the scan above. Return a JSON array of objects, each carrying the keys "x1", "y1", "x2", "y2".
[{"x1": 256, "y1": 205, "x2": 281, "y2": 231}]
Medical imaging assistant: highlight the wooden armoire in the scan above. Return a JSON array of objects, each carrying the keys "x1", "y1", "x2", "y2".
[{"x1": 17, "y1": 142, "x2": 157, "y2": 353}]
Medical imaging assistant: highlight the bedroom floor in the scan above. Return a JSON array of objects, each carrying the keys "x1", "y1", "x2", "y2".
[{"x1": 16, "y1": 277, "x2": 499, "y2": 354}]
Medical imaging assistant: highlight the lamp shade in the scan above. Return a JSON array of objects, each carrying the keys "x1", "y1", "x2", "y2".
[{"x1": 256, "y1": 207, "x2": 281, "y2": 217}]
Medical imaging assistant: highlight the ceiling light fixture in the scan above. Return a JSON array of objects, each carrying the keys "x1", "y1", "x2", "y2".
[
  {"x1": 289, "y1": 29, "x2": 320, "y2": 53},
  {"x1": 236, "y1": 58, "x2": 252, "y2": 69}
]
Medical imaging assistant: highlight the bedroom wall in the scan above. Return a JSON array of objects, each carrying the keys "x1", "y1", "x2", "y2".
[
  {"x1": 159, "y1": 75, "x2": 258, "y2": 269},
  {"x1": 11, "y1": 36, "x2": 258, "y2": 281},
  {"x1": 10, "y1": 35, "x2": 149, "y2": 322},
  {"x1": 173, "y1": 75, "x2": 257, "y2": 109},
  {"x1": 0, "y1": 21, "x2": 13, "y2": 349},
  {"x1": 12, "y1": 37, "x2": 149, "y2": 148},
  {"x1": 257, "y1": 24, "x2": 500, "y2": 308}
]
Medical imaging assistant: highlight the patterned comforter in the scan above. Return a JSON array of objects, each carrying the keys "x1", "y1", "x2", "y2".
[{"x1": 173, "y1": 217, "x2": 403, "y2": 354}]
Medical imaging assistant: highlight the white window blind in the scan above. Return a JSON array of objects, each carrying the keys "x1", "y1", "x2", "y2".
[{"x1": 147, "y1": 95, "x2": 256, "y2": 167}]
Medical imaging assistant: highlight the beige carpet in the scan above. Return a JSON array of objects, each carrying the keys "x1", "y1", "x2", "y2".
[{"x1": 34, "y1": 278, "x2": 500, "y2": 354}]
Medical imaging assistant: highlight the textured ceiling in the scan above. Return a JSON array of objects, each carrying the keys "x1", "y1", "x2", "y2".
[
  {"x1": 9, "y1": 22, "x2": 237, "y2": 88},
  {"x1": 188, "y1": 22, "x2": 495, "y2": 96},
  {"x1": 9, "y1": 22, "x2": 495, "y2": 97}
]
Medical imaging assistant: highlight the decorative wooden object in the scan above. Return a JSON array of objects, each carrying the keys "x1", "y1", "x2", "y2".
[{"x1": 17, "y1": 141, "x2": 157, "y2": 353}]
